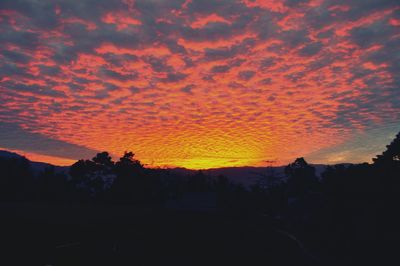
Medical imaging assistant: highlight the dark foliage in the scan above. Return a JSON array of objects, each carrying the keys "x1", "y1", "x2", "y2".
[{"x1": 373, "y1": 131, "x2": 400, "y2": 164}]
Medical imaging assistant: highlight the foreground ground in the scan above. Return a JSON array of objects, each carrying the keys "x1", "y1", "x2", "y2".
[{"x1": 1, "y1": 202, "x2": 316, "y2": 266}]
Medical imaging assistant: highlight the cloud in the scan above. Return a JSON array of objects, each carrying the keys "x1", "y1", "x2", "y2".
[
  {"x1": 349, "y1": 21, "x2": 395, "y2": 48},
  {"x1": 161, "y1": 72, "x2": 188, "y2": 83},
  {"x1": 0, "y1": 0, "x2": 399, "y2": 168},
  {"x1": 180, "y1": 84, "x2": 195, "y2": 94},
  {"x1": 210, "y1": 64, "x2": 231, "y2": 73},
  {"x1": 298, "y1": 42, "x2": 323, "y2": 56},
  {"x1": 100, "y1": 67, "x2": 139, "y2": 81},
  {"x1": 238, "y1": 70, "x2": 256, "y2": 81},
  {"x1": 0, "y1": 122, "x2": 100, "y2": 160},
  {"x1": 306, "y1": 125, "x2": 400, "y2": 164}
]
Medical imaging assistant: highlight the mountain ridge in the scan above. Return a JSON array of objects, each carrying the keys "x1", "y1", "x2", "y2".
[{"x1": 0, "y1": 150, "x2": 69, "y2": 175}]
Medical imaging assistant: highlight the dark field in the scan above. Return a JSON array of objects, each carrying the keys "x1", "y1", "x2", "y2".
[{"x1": 1, "y1": 203, "x2": 313, "y2": 266}]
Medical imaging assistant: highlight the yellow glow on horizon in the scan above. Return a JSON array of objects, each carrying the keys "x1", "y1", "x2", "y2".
[
  {"x1": 145, "y1": 156, "x2": 265, "y2": 170},
  {"x1": 125, "y1": 134, "x2": 270, "y2": 169}
]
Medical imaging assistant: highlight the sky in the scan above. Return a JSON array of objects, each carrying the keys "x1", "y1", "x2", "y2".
[{"x1": 0, "y1": 0, "x2": 399, "y2": 169}]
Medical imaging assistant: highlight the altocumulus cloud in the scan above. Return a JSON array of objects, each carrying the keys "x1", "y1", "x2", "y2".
[{"x1": 0, "y1": 0, "x2": 399, "y2": 167}]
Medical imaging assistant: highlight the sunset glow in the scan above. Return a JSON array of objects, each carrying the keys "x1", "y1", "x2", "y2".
[{"x1": 1, "y1": 0, "x2": 399, "y2": 169}]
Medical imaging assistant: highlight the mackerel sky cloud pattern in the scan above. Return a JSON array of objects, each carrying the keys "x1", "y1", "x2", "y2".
[{"x1": 0, "y1": 0, "x2": 399, "y2": 168}]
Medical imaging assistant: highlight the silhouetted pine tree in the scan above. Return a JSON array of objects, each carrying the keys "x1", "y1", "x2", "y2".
[
  {"x1": 285, "y1": 157, "x2": 318, "y2": 198},
  {"x1": 373, "y1": 131, "x2": 400, "y2": 164}
]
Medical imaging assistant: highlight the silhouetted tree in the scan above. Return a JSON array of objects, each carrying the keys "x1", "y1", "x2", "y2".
[
  {"x1": 370, "y1": 131, "x2": 400, "y2": 214},
  {"x1": 92, "y1": 151, "x2": 114, "y2": 167},
  {"x1": 111, "y1": 151, "x2": 146, "y2": 203},
  {"x1": 285, "y1": 157, "x2": 318, "y2": 198},
  {"x1": 69, "y1": 152, "x2": 114, "y2": 201},
  {"x1": 114, "y1": 151, "x2": 143, "y2": 176},
  {"x1": 373, "y1": 131, "x2": 400, "y2": 164},
  {"x1": 70, "y1": 159, "x2": 95, "y2": 185}
]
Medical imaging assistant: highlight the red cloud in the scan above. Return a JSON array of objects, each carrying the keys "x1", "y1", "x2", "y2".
[
  {"x1": 0, "y1": 0, "x2": 399, "y2": 168},
  {"x1": 190, "y1": 14, "x2": 232, "y2": 29},
  {"x1": 242, "y1": 0, "x2": 288, "y2": 13},
  {"x1": 102, "y1": 12, "x2": 142, "y2": 30}
]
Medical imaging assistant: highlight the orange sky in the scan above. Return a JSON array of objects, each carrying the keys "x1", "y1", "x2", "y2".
[{"x1": 0, "y1": 0, "x2": 399, "y2": 169}]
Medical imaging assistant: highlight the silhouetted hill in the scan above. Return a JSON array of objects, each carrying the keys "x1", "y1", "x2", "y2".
[
  {"x1": 0, "y1": 150, "x2": 69, "y2": 175},
  {"x1": 0, "y1": 150, "x2": 23, "y2": 159}
]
